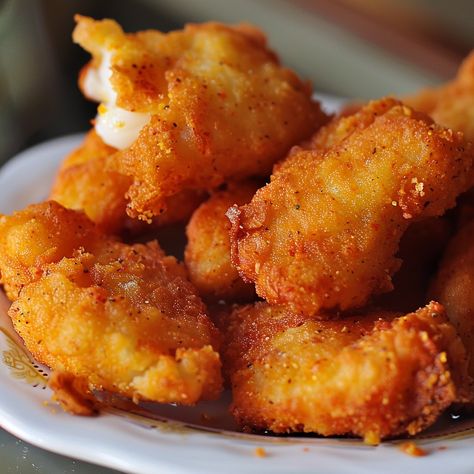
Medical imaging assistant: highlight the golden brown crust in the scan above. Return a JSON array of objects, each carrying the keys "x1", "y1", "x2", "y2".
[
  {"x1": 50, "y1": 130, "x2": 206, "y2": 234},
  {"x1": 223, "y1": 302, "x2": 470, "y2": 441},
  {"x1": 185, "y1": 181, "x2": 259, "y2": 301},
  {"x1": 50, "y1": 130, "x2": 131, "y2": 234},
  {"x1": 0, "y1": 201, "x2": 105, "y2": 300},
  {"x1": 73, "y1": 16, "x2": 328, "y2": 220},
  {"x1": 229, "y1": 98, "x2": 474, "y2": 316},
  {"x1": 1, "y1": 202, "x2": 223, "y2": 405}
]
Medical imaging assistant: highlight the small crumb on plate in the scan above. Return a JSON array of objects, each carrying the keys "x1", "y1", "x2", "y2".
[
  {"x1": 254, "y1": 447, "x2": 267, "y2": 458},
  {"x1": 399, "y1": 442, "x2": 427, "y2": 457}
]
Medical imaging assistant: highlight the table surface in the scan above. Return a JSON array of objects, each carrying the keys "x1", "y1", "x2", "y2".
[{"x1": 0, "y1": 427, "x2": 120, "y2": 473}]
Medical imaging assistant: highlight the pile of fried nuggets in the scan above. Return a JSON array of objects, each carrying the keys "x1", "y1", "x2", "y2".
[{"x1": 0, "y1": 16, "x2": 474, "y2": 444}]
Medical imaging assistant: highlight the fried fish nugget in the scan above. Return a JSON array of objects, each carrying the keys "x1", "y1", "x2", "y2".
[
  {"x1": 185, "y1": 182, "x2": 258, "y2": 302},
  {"x1": 0, "y1": 202, "x2": 222, "y2": 405},
  {"x1": 223, "y1": 302, "x2": 470, "y2": 442},
  {"x1": 50, "y1": 130, "x2": 131, "y2": 234},
  {"x1": 229, "y1": 98, "x2": 474, "y2": 316},
  {"x1": 73, "y1": 16, "x2": 327, "y2": 220},
  {"x1": 50, "y1": 130, "x2": 206, "y2": 234},
  {"x1": 405, "y1": 51, "x2": 474, "y2": 141},
  {"x1": 430, "y1": 220, "x2": 474, "y2": 388},
  {"x1": 0, "y1": 201, "x2": 104, "y2": 300}
]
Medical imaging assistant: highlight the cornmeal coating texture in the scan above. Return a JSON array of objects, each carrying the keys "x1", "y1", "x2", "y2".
[
  {"x1": 50, "y1": 130, "x2": 205, "y2": 234},
  {"x1": 406, "y1": 52, "x2": 474, "y2": 230},
  {"x1": 405, "y1": 51, "x2": 474, "y2": 141},
  {"x1": 0, "y1": 202, "x2": 222, "y2": 404},
  {"x1": 0, "y1": 201, "x2": 104, "y2": 300},
  {"x1": 223, "y1": 302, "x2": 470, "y2": 442},
  {"x1": 50, "y1": 130, "x2": 130, "y2": 234},
  {"x1": 73, "y1": 16, "x2": 327, "y2": 220},
  {"x1": 229, "y1": 98, "x2": 474, "y2": 316},
  {"x1": 185, "y1": 182, "x2": 258, "y2": 301},
  {"x1": 430, "y1": 220, "x2": 474, "y2": 390}
]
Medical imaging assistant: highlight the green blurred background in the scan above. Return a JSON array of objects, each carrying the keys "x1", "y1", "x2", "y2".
[{"x1": 0, "y1": 0, "x2": 472, "y2": 472}]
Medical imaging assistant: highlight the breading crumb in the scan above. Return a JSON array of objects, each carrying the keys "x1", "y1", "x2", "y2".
[
  {"x1": 254, "y1": 447, "x2": 267, "y2": 458},
  {"x1": 363, "y1": 431, "x2": 380, "y2": 446},
  {"x1": 49, "y1": 371, "x2": 97, "y2": 416},
  {"x1": 399, "y1": 442, "x2": 427, "y2": 457}
]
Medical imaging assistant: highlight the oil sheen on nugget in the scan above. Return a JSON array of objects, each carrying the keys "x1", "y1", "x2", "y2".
[
  {"x1": 73, "y1": 15, "x2": 327, "y2": 220},
  {"x1": 229, "y1": 98, "x2": 474, "y2": 316},
  {"x1": 222, "y1": 302, "x2": 470, "y2": 443},
  {"x1": 0, "y1": 201, "x2": 222, "y2": 405}
]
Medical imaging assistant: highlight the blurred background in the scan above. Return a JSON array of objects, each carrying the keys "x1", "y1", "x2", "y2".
[{"x1": 0, "y1": 0, "x2": 473, "y2": 165}]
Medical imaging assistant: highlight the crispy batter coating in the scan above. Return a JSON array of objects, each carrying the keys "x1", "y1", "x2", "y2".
[
  {"x1": 0, "y1": 201, "x2": 222, "y2": 405},
  {"x1": 0, "y1": 201, "x2": 104, "y2": 300},
  {"x1": 223, "y1": 302, "x2": 470, "y2": 442},
  {"x1": 405, "y1": 51, "x2": 474, "y2": 141},
  {"x1": 50, "y1": 130, "x2": 206, "y2": 234},
  {"x1": 73, "y1": 16, "x2": 327, "y2": 220},
  {"x1": 229, "y1": 98, "x2": 474, "y2": 316},
  {"x1": 50, "y1": 130, "x2": 130, "y2": 234},
  {"x1": 430, "y1": 220, "x2": 474, "y2": 388},
  {"x1": 61, "y1": 129, "x2": 117, "y2": 169},
  {"x1": 185, "y1": 182, "x2": 258, "y2": 301}
]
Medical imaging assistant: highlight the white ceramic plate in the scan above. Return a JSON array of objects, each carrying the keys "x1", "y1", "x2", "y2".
[{"x1": 0, "y1": 100, "x2": 474, "y2": 474}]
